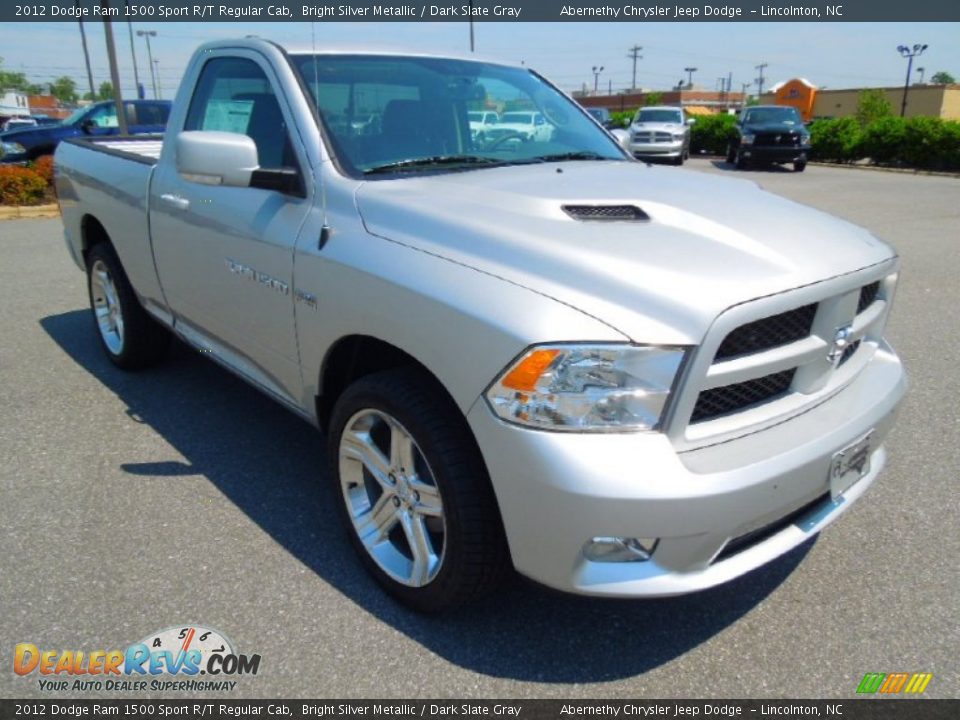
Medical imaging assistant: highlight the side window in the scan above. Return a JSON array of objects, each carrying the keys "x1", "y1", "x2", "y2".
[
  {"x1": 88, "y1": 104, "x2": 118, "y2": 128},
  {"x1": 136, "y1": 103, "x2": 168, "y2": 126},
  {"x1": 184, "y1": 57, "x2": 296, "y2": 169}
]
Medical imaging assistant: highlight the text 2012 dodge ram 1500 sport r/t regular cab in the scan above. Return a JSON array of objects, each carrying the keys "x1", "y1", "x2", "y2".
[{"x1": 55, "y1": 39, "x2": 905, "y2": 612}]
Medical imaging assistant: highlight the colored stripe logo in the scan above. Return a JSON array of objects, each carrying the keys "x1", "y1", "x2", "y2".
[{"x1": 857, "y1": 672, "x2": 933, "y2": 694}]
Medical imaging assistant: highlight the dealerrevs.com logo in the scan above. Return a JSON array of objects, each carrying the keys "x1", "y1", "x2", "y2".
[{"x1": 14, "y1": 625, "x2": 261, "y2": 692}]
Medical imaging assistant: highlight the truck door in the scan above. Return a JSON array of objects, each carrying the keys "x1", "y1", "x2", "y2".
[{"x1": 149, "y1": 52, "x2": 312, "y2": 404}]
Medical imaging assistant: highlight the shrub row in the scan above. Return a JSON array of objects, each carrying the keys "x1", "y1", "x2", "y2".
[
  {"x1": 690, "y1": 114, "x2": 738, "y2": 155},
  {"x1": 810, "y1": 116, "x2": 960, "y2": 170},
  {"x1": 0, "y1": 155, "x2": 54, "y2": 206},
  {"x1": 0, "y1": 165, "x2": 48, "y2": 205}
]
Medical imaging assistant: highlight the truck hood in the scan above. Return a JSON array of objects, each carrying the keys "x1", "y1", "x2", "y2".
[
  {"x1": 355, "y1": 161, "x2": 895, "y2": 344},
  {"x1": 630, "y1": 122, "x2": 684, "y2": 133}
]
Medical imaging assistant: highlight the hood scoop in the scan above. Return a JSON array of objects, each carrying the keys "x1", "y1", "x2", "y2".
[{"x1": 562, "y1": 204, "x2": 650, "y2": 222}]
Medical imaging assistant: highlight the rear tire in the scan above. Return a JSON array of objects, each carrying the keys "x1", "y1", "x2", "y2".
[
  {"x1": 86, "y1": 243, "x2": 169, "y2": 369},
  {"x1": 328, "y1": 368, "x2": 510, "y2": 613}
]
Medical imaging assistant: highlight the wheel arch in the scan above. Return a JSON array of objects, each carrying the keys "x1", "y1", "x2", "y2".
[
  {"x1": 79, "y1": 213, "x2": 112, "y2": 262},
  {"x1": 316, "y1": 334, "x2": 463, "y2": 434}
]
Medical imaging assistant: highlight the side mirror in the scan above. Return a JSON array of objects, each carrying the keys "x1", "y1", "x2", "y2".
[
  {"x1": 610, "y1": 128, "x2": 630, "y2": 149},
  {"x1": 79, "y1": 119, "x2": 96, "y2": 134},
  {"x1": 686, "y1": 117, "x2": 696, "y2": 125},
  {"x1": 176, "y1": 131, "x2": 259, "y2": 187}
]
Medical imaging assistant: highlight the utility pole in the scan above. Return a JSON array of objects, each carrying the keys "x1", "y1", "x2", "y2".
[
  {"x1": 125, "y1": 3, "x2": 140, "y2": 98},
  {"x1": 101, "y1": 5, "x2": 128, "y2": 134},
  {"x1": 741, "y1": 82, "x2": 752, "y2": 107},
  {"x1": 468, "y1": 0, "x2": 474, "y2": 52},
  {"x1": 76, "y1": 0, "x2": 96, "y2": 101},
  {"x1": 755, "y1": 62, "x2": 768, "y2": 98},
  {"x1": 627, "y1": 45, "x2": 642, "y2": 90},
  {"x1": 137, "y1": 30, "x2": 158, "y2": 99},
  {"x1": 153, "y1": 59, "x2": 161, "y2": 100}
]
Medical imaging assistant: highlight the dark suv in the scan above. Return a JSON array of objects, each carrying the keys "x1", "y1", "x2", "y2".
[
  {"x1": 0, "y1": 100, "x2": 171, "y2": 164},
  {"x1": 726, "y1": 105, "x2": 811, "y2": 172}
]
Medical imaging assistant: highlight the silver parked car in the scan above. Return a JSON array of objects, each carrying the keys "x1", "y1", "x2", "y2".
[{"x1": 627, "y1": 106, "x2": 694, "y2": 165}]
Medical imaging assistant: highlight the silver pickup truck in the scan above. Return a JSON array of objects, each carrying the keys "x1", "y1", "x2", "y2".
[{"x1": 55, "y1": 39, "x2": 905, "y2": 612}]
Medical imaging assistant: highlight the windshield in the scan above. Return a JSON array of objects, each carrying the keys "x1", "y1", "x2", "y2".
[
  {"x1": 62, "y1": 105, "x2": 97, "y2": 126},
  {"x1": 742, "y1": 107, "x2": 802, "y2": 125},
  {"x1": 635, "y1": 109, "x2": 683, "y2": 124},
  {"x1": 292, "y1": 55, "x2": 625, "y2": 176}
]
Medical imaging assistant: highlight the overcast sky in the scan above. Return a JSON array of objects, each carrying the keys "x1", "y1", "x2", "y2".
[{"x1": 2, "y1": 21, "x2": 958, "y2": 101}]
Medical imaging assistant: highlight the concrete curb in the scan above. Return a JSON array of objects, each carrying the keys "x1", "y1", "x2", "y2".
[
  {"x1": 807, "y1": 162, "x2": 960, "y2": 179},
  {"x1": 0, "y1": 204, "x2": 60, "y2": 220}
]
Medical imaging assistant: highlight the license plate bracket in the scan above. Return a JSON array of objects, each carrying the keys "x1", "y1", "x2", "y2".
[{"x1": 829, "y1": 430, "x2": 874, "y2": 499}]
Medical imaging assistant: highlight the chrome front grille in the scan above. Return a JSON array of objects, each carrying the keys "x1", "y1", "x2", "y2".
[
  {"x1": 631, "y1": 131, "x2": 674, "y2": 143},
  {"x1": 668, "y1": 268, "x2": 897, "y2": 447}
]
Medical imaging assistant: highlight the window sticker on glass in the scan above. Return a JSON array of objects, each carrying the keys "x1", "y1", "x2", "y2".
[{"x1": 202, "y1": 99, "x2": 254, "y2": 134}]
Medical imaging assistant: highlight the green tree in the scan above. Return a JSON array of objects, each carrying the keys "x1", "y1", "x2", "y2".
[
  {"x1": 49, "y1": 76, "x2": 78, "y2": 104},
  {"x1": 930, "y1": 71, "x2": 955, "y2": 84},
  {"x1": 97, "y1": 81, "x2": 114, "y2": 101},
  {"x1": 855, "y1": 89, "x2": 892, "y2": 127},
  {"x1": 643, "y1": 91, "x2": 664, "y2": 106},
  {"x1": 0, "y1": 57, "x2": 31, "y2": 93}
]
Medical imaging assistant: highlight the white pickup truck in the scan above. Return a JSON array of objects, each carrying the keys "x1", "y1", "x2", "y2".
[{"x1": 56, "y1": 39, "x2": 905, "y2": 612}]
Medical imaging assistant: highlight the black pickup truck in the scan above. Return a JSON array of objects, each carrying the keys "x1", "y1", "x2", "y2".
[{"x1": 726, "y1": 105, "x2": 812, "y2": 172}]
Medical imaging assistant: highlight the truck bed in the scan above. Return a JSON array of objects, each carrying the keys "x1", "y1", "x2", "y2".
[
  {"x1": 55, "y1": 135, "x2": 168, "y2": 320},
  {"x1": 63, "y1": 135, "x2": 165, "y2": 165}
]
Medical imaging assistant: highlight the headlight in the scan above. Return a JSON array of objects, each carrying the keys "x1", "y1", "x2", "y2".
[
  {"x1": 799, "y1": 134, "x2": 811, "y2": 144},
  {"x1": 672, "y1": 133, "x2": 685, "y2": 141},
  {"x1": 1, "y1": 141, "x2": 27, "y2": 155},
  {"x1": 485, "y1": 344, "x2": 686, "y2": 432},
  {"x1": 741, "y1": 133, "x2": 755, "y2": 145}
]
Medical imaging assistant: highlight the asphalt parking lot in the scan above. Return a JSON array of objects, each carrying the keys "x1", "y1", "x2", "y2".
[{"x1": 1, "y1": 158, "x2": 957, "y2": 699}]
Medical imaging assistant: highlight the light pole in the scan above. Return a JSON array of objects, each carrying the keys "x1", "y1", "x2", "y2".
[
  {"x1": 684, "y1": 67, "x2": 697, "y2": 89},
  {"x1": 897, "y1": 44, "x2": 928, "y2": 116},
  {"x1": 592, "y1": 66, "x2": 604, "y2": 94},
  {"x1": 916, "y1": 66, "x2": 925, "y2": 85},
  {"x1": 137, "y1": 30, "x2": 158, "y2": 99},
  {"x1": 153, "y1": 59, "x2": 161, "y2": 100}
]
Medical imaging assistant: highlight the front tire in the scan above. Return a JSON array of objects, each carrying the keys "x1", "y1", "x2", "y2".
[
  {"x1": 328, "y1": 368, "x2": 509, "y2": 612},
  {"x1": 86, "y1": 243, "x2": 169, "y2": 369},
  {"x1": 794, "y1": 160, "x2": 807, "y2": 172},
  {"x1": 735, "y1": 148, "x2": 748, "y2": 170}
]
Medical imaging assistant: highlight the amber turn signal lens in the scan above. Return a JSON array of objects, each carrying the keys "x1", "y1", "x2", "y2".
[{"x1": 500, "y1": 349, "x2": 560, "y2": 391}]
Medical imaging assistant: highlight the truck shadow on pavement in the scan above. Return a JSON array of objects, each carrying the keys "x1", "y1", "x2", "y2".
[{"x1": 41, "y1": 309, "x2": 814, "y2": 684}]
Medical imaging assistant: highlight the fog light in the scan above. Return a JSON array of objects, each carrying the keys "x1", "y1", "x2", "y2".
[{"x1": 583, "y1": 537, "x2": 659, "y2": 562}]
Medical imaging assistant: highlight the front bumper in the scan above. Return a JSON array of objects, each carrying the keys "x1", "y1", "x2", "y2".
[
  {"x1": 467, "y1": 344, "x2": 904, "y2": 596},
  {"x1": 741, "y1": 144, "x2": 811, "y2": 163},
  {"x1": 629, "y1": 140, "x2": 684, "y2": 158}
]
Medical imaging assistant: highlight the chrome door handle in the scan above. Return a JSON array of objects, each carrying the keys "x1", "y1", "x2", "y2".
[{"x1": 160, "y1": 193, "x2": 190, "y2": 211}]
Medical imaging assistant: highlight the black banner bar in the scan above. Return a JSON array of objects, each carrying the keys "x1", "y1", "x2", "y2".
[
  {"x1": 3, "y1": 0, "x2": 960, "y2": 23},
  {"x1": 1, "y1": 700, "x2": 959, "y2": 720}
]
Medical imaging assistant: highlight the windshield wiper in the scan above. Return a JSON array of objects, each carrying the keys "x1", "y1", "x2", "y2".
[{"x1": 363, "y1": 155, "x2": 505, "y2": 175}]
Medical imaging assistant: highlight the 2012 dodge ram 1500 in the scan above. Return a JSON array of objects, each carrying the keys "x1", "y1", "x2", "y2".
[{"x1": 55, "y1": 39, "x2": 905, "y2": 612}]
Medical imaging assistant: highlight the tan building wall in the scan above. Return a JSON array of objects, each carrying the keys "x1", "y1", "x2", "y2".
[{"x1": 761, "y1": 84, "x2": 960, "y2": 120}]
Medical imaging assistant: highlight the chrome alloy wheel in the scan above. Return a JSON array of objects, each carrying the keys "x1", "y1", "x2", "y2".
[
  {"x1": 90, "y1": 259, "x2": 124, "y2": 355},
  {"x1": 338, "y1": 409, "x2": 446, "y2": 587}
]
